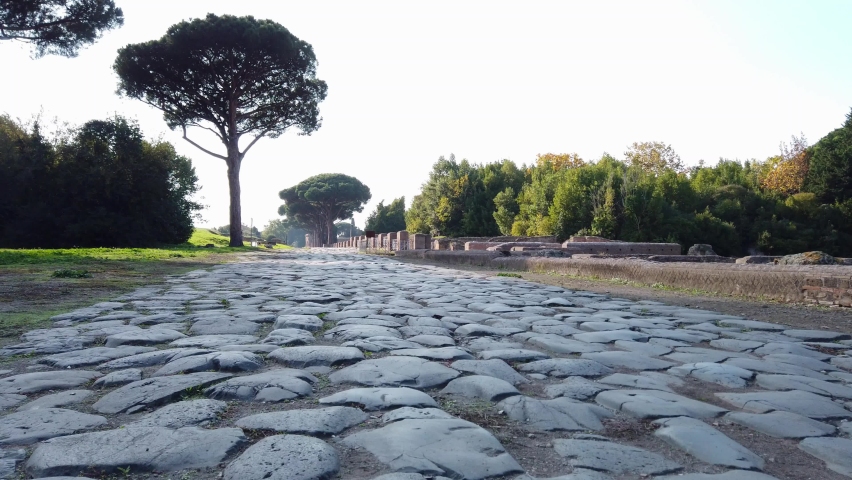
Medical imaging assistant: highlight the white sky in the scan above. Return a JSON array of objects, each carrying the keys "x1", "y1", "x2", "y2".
[{"x1": 2, "y1": 0, "x2": 851, "y2": 229}]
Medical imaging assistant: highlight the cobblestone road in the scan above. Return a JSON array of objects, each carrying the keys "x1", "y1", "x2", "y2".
[{"x1": 1, "y1": 250, "x2": 852, "y2": 480}]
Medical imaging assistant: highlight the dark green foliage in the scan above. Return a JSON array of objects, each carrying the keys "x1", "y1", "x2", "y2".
[
  {"x1": 334, "y1": 221, "x2": 363, "y2": 239},
  {"x1": 52, "y1": 269, "x2": 90, "y2": 278},
  {"x1": 804, "y1": 109, "x2": 852, "y2": 203},
  {"x1": 365, "y1": 197, "x2": 406, "y2": 233},
  {"x1": 114, "y1": 14, "x2": 327, "y2": 246},
  {"x1": 0, "y1": 0, "x2": 123, "y2": 57},
  {"x1": 279, "y1": 173, "x2": 371, "y2": 245},
  {"x1": 0, "y1": 115, "x2": 200, "y2": 247}
]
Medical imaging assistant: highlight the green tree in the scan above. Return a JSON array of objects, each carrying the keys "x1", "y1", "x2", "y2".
[
  {"x1": 365, "y1": 197, "x2": 406, "y2": 233},
  {"x1": 493, "y1": 187, "x2": 518, "y2": 235},
  {"x1": 114, "y1": 14, "x2": 328, "y2": 246},
  {"x1": 624, "y1": 141, "x2": 684, "y2": 173},
  {"x1": 1, "y1": 0, "x2": 123, "y2": 57},
  {"x1": 335, "y1": 221, "x2": 363, "y2": 239},
  {"x1": 805, "y1": 109, "x2": 852, "y2": 203},
  {"x1": 0, "y1": 115, "x2": 200, "y2": 247},
  {"x1": 278, "y1": 173, "x2": 371, "y2": 245}
]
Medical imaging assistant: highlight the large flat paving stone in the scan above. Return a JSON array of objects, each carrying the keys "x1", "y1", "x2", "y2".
[
  {"x1": 104, "y1": 329, "x2": 186, "y2": 347},
  {"x1": 754, "y1": 374, "x2": 852, "y2": 399},
  {"x1": 343, "y1": 337, "x2": 422, "y2": 352},
  {"x1": 206, "y1": 369, "x2": 315, "y2": 401},
  {"x1": 496, "y1": 395, "x2": 612, "y2": 431},
  {"x1": 783, "y1": 329, "x2": 851, "y2": 342},
  {"x1": 715, "y1": 390, "x2": 852, "y2": 419},
  {"x1": 441, "y1": 375, "x2": 520, "y2": 402},
  {"x1": 269, "y1": 346, "x2": 364, "y2": 368},
  {"x1": 329, "y1": 356, "x2": 459, "y2": 388},
  {"x1": 596, "y1": 389, "x2": 728, "y2": 419},
  {"x1": 391, "y1": 347, "x2": 473, "y2": 361},
  {"x1": 15, "y1": 390, "x2": 93, "y2": 411},
  {"x1": 668, "y1": 362, "x2": 753, "y2": 388},
  {"x1": 517, "y1": 359, "x2": 613, "y2": 378},
  {"x1": 0, "y1": 371, "x2": 100, "y2": 394},
  {"x1": 25, "y1": 426, "x2": 247, "y2": 477},
  {"x1": 40, "y1": 346, "x2": 156, "y2": 368},
  {"x1": 343, "y1": 418, "x2": 523, "y2": 479},
  {"x1": 799, "y1": 437, "x2": 852, "y2": 477},
  {"x1": 92, "y1": 372, "x2": 231, "y2": 414},
  {"x1": 224, "y1": 434, "x2": 339, "y2": 480},
  {"x1": 0, "y1": 408, "x2": 107, "y2": 445},
  {"x1": 130, "y1": 399, "x2": 228, "y2": 428},
  {"x1": 93, "y1": 369, "x2": 142, "y2": 388},
  {"x1": 450, "y1": 359, "x2": 529, "y2": 385},
  {"x1": 319, "y1": 387, "x2": 438, "y2": 411},
  {"x1": 653, "y1": 416, "x2": 764, "y2": 470},
  {"x1": 545, "y1": 377, "x2": 614, "y2": 400},
  {"x1": 236, "y1": 406, "x2": 367, "y2": 434},
  {"x1": 725, "y1": 410, "x2": 836, "y2": 438},
  {"x1": 573, "y1": 330, "x2": 650, "y2": 343},
  {"x1": 553, "y1": 438, "x2": 681, "y2": 476},
  {"x1": 0, "y1": 394, "x2": 26, "y2": 411},
  {"x1": 655, "y1": 472, "x2": 781, "y2": 479},
  {"x1": 382, "y1": 407, "x2": 455, "y2": 423},
  {"x1": 262, "y1": 328, "x2": 316, "y2": 346},
  {"x1": 98, "y1": 348, "x2": 211, "y2": 369},
  {"x1": 190, "y1": 318, "x2": 260, "y2": 335},
  {"x1": 524, "y1": 335, "x2": 607, "y2": 354},
  {"x1": 152, "y1": 351, "x2": 262, "y2": 376},
  {"x1": 274, "y1": 314, "x2": 324, "y2": 331},
  {"x1": 477, "y1": 348, "x2": 549, "y2": 362},
  {"x1": 170, "y1": 334, "x2": 258, "y2": 348}
]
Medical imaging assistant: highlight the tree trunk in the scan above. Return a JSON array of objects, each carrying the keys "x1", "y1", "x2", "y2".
[
  {"x1": 327, "y1": 214, "x2": 335, "y2": 246},
  {"x1": 226, "y1": 144, "x2": 243, "y2": 247}
]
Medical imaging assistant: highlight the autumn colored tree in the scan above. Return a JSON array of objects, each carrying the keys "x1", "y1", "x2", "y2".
[
  {"x1": 535, "y1": 152, "x2": 585, "y2": 170},
  {"x1": 624, "y1": 141, "x2": 684, "y2": 173},
  {"x1": 760, "y1": 135, "x2": 809, "y2": 195},
  {"x1": 114, "y1": 14, "x2": 328, "y2": 246}
]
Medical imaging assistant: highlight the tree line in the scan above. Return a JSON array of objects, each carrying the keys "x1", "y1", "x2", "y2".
[{"x1": 405, "y1": 110, "x2": 852, "y2": 257}]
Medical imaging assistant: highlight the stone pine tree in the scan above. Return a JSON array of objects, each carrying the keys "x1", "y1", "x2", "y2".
[
  {"x1": 114, "y1": 14, "x2": 328, "y2": 246},
  {"x1": 0, "y1": 0, "x2": 123, "y2": 57},
  {"x1": 279, "y1": 174, "x2": 371, "y2": 246}
]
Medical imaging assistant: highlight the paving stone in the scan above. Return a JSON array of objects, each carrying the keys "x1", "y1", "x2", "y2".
[
  {"x1": 581, "y1": 351, "x2": 677, "y2": 371},
  {"x1": 25, "y1": 426, "x2": 247, "y2": 477},
  {"x1": 477, "y1": 348, "x2": 549, "y2": 362},
  {"x1": 189, "y1": 318, "x2": 260, "y2": 335},
  {"x1": 390, "y1": 347, "x2": 473, "y2": 361},
  {"x1": 152, "y1": 351, "x2": 263, "y2": 376},
  {"x1": 653, "y1": 416, "x2": 763, "y2": 470},
  {"x1": 598, "y1": 373, "x2": 675, "y2": 392},
  {"x1": 170, "y1": 334, "x2": 258, "y2": 348},
  {"x1": 0, "y1": 408, "x2": 107, "y2": 445},
  {"x1": 524, "y1": 335, "x2": 607, "y2": 354},
  {"x1": 761, "y1": 353, "x2": 838, "y2": 372},
  {"x1": 725, "y1": 410, "x2": 835, "y2": 438},
  {"x1": 92, "y1": 369, "x2": 141, "y2": 388},
  {"x1": 716, "y1": 390, "x2": 852, "y2": 419},
  {"x1": 578, "y1": 321, "x2": 629, "y2": 332},
  {"x1": 665, "y1": 348, "x2": 743, "y2": 364},
  {"x1": 343, "y1": 337, "x2": 422, "y2": 352},
  {"x1": 98, "y1": 348, "x2": 211, "y2": 369},
  {"x1": 343, "y1": 418, "x2": 522, "y2": 479},
  {"x1": 92, "y1": 372, "x2": 231, "y2": 414},
  {"x1": 450, "y1": 359, "x2": 529, "y2": 385},
  {"x1": 261, "y1": 328, "x2": 317, "y2": 346},
  {"x1": 131, "y1": 399, "x2": 228, "y2": 428},
  {"x1": 455, "y1": 324, "x2": 524, "y2": 337},
  {"x1": 382, "y1": 407, "x2": 455, "y2": 423},
  {"x1": 206, "y1": 369, "x2": 315, "y2": 401},
  {"x1": 0, "y1": 371, "x2": 100, "y2": 395},
  {"x1": 103, "y1": 328, "x2": 186, "y2": 347},
  {"x1": 441, "y1": 375, "x2": 520, "y2": 401},
  {"x1": 724, "y1": 358, "x2": 832, "y2": 380},
  {"x1": 236, "y1": 406, "x2": 367, "y2": 434},
  {"x1": 274, "y1": 314, "x2": 324, "y2": 331},
  {"x1": 223, "y1": 434, "x2": 338, "y2": 480},
  {"x1": 513, "y1": 471, "x2": 613, "y2": 480},
  {"x1": 544, "y1": 377, "x2": 614, "y2": 400},
  {"x1": 325, "y1": 324, "x2": 401, "y2": 341},
  {"x1": 319, "y1": 387, "x2": 438, "y2": 411},
  {"x1": 613, "y1": 340, "x2": 671, "y2": 356},
  {"x1": 755, "y1": 374, "x2": 852, "y2": 399},
  {"x1": 39, "y1": 346, "x2": 156, "y2": 368},
  {"x1": 798, "y1": 437, "x2": 852, "y2": 477},
  {"x1": 531, "y1": 324, "x2": 583, "y2": 336},
  {"x1": 269, "y1": 346, "x2": 364, "y2": 367},
  {"x1": 497, "y1": 395, "x2": 612, "y2": 431},
  {"x1": 752, "y1": 342, "x2": 830, "y2": 360},
  {"x1": 783, "y1": 329, "x2": 851, "y2": 342},
  {"x1": 552, "y1": 438, "x2": 681, "y2": 476},
  {"x1": 573, "y1": 330, "x2": 650, "y2": 343},
  {"x1": 406, "y1": 334, "x2": 455, "y2": 347},
  {"x1": 16, "y1": 390, "x2": 93, "y2": 411},
  {"x1": 329, "y1": 356, "x2": 459, "y2": 388},
  {"x1": 831, "y1": 356, "x2": 852, "y2": 371},
  {"x1": 0, "y1": 394, "x2": 26, "y2": 411},
  {"x1": 668, "y1": 362, "x2": 753, "y2": 388},
  {"x1": 518, "y1": 359, "x2": 613, "y2": 378},
  {"x1": 654, "y1": 471, "x2": 781, "y2": 479},
  {"x1": 596, "y1": 389, "x2": 727, "y2": 419}
]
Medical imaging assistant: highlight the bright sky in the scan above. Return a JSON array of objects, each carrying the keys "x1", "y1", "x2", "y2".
[{"x1": 2, "y1": 0, "x2": 851, "y2": 229}]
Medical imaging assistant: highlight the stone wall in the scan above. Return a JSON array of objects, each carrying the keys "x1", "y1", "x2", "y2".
[{"x1": 394, "y1": 250, "x2": 852, "y2": 307}]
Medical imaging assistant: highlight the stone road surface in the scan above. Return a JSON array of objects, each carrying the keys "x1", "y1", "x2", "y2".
[{"x1": 2, "y1": 250, "x2": 852, "y2": 479}]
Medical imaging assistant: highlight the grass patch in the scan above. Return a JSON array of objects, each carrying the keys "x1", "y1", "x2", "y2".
[
  {"x1": 496, "y1": 272, "x2": 523, "y2": 278},
  {"x1": 52, "y1": 269, "x2": 92, "y2": 278}
]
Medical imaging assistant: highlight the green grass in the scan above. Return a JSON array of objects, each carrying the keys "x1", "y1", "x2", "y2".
[{"x1": 496, "y1": 272, "x2": 523, "y2": 278}]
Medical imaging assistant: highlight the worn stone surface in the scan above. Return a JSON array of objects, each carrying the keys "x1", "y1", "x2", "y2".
[
  {"x1": 343, "y1": 418, "x2": 523, "y2": 479},
  {"x1": 224, "y1": 434, "x2": 339, "y2": 480},
  {"x1": 131, "y1": 399, "x2": 228, "y2": 428},
  {"x1": 450, "y1": 359, "x2": 529, "y2": 385},
  {"x1": 40, "y1": 346, "x2": 155, "y2": 368},
  {"x1": 497, "y1": 395, "x2": 612, "y2": 431},
  {"x1": 92, "y1": 372, "x2": 231, "y2": 414},
  {"x1": 382, "y1": 407, "x2": 455, "y2": 423},
  {"x1": 319, "y1": 387, "x2": 438, "y2": 411},
  {"x1": 0, "y1": 408, "x2": 107, "y2": 445},
  {"x1": 236, "y1": 406, "x2": 367, "y2": 434},
  {"x1": 668, "y1": 362, "x2": 754, "y2": 388},
  {"x1": 725, "y1": 410, "x2": 836, "y2": 438},
  {"x1": 653, "y1": 416, "x2": 764, "y2": 470},
  {"x1": 329, "y1": 356, "x2": 459, "y2": 388},
  {"x1": 596, "y1": 390, "x2": 727, "y2": 419},
  {"x1": 441, "y1": 375, "x2": 520, "y2": 401},
  {"x1": 0, "y1": 371, "x2": 100, "y2": 395},
  {"x1": 152, "y1": 350, "x2": 263, "y2": 376},
  {"x1": 716, "y1": 390, "x2": 852, "y2": 419},
  {"x1": 269, "y1": 346, "x2": 364, "y2": 368},
  {"x1": 206, "y1": 370, "x2": 314, "y2": 402},
  {"x1": 553, "y1": 438, "x2": 682, "y2": 475},
  {"x1": 799, "y1": 437, "x2": 852, "y2": 477},
  {"x1": 93, "y1": 369, "x2": 141, "y2": 388},
  {"x1": 25, "y1": 426, "x2": 247, "y2": 477},
  {"x1": 518, "y1": 359, "x2": 613, "y2": 378}
]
